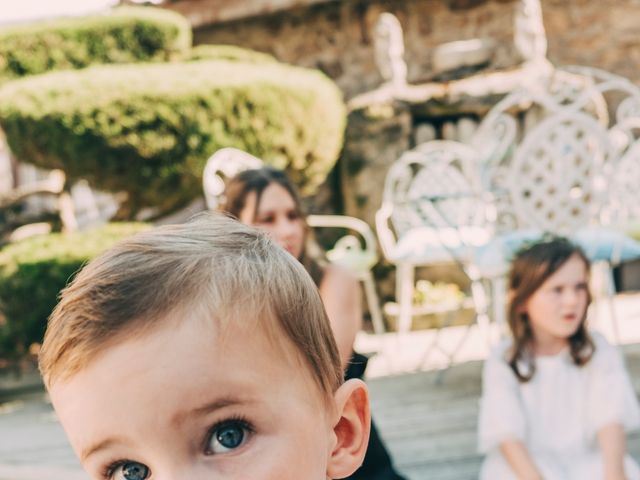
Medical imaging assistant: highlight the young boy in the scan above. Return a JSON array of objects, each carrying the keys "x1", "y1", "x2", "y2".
[{"x1": 39, "y1": 213, "x2": 371, "y2": 480}]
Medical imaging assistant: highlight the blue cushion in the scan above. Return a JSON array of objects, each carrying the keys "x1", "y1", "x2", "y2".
[
  {"x1": 474, "y1": 229, "x2": 543, "y2": 277},
  {"x1": 572, "y1": 227, "x2": 640, "y2": 263},
  {"x1": 389, "y1": 226, "x2": 491, "y2": 264},
  {"x1": 474, "y1": 227, "x2": 640, "y2": 278},
  {"x1": 389, "y1": 226, "x2": 640, "y2": 276}
]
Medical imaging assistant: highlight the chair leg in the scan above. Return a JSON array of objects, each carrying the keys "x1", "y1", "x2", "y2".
[
  {"x1": 591, "y1": 261, "x2": 621, "y2": 344},
  {"x1": 397, "y1": 263, "x2": 414, "y2": 335},
  {"x1": 362, "y1": 272, "x2": 385, "y2": 334},
  {"x1": 469, "y1": 275, "x2": 492, "y2": 348},
  {"x1": 491, "y1": 276, "x2": 507, "y2": 342},
  {"x1": 605, "y1": 262, "x2": 621, "y2": 345},
  {"x1": 58, "y1": 190, "x2": 78, "y2": 233}
]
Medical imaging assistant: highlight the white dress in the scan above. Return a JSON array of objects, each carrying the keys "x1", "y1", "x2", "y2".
[{"x1": 478, "y1": 332, "x2": 640, "y2": 480}]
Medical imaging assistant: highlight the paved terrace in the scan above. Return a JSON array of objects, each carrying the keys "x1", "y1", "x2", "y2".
[{"x1": 2, "y1": 293, "x2": 640, "y2": 480}]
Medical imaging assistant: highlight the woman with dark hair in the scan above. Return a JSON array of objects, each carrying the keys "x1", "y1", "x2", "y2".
[
  {"x1": 222, "y1": 166, "x2": 406, "y2": 480},
  {"x1": 478, "y1": 237, "x2": 640, "y2": 480}
]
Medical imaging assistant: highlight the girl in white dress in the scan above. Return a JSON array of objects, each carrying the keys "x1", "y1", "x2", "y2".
[{"x1": 478, "y1": 237, "x2": 640, "y2": 480}]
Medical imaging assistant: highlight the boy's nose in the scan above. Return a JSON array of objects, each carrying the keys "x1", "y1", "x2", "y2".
[{"x1": 156, "y1": 466, "x2": 213, "y2": 480}]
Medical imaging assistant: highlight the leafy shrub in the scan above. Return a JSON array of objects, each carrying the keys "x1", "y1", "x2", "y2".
[
  {"x1": 0, "y1": 6, "x2": 191, "y2": 84},
  {"x1": 186, "y1": 44, "x2": 276, "y2": 64},
  {"x1": 0, "y1": 60, "x2": 346, "y2": 215},
  {"x1": 0, "y1": 223, "x2": 150, "y2": 359}
]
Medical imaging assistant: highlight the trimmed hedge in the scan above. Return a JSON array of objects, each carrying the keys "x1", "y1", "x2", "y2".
[
  {"x1": 0, "y1": 223, "x2": 150, "y2": 359},
  {"x1": 0, "y1": 6, "x2": 191, "y2": 84},
  {"x1": 0, "y1": 60, "x2": 346, "y2": 215},
  {"x1": 186, "y1": 44, "x2": 277, "y2": 64}
]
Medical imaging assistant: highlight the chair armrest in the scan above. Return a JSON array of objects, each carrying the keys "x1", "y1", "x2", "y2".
[
  {"x1": 374, "y1": 204, "x2": 398, "y2": 261},
  {"x1": 0, "y1": 170, "x2": 65, "y2": 209},
  {"x1": 307, "y1": 214, "x2": 379, "y2": 273},
  {"x1": 307, "y1": 214, "x2": 378, "y2": 252}
]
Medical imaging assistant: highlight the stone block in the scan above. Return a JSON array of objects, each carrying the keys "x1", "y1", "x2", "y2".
[
  {"x1": 431, "y1": 38, "x2": 496, "y2": 76},
  {"x1": 341, "y1": 104, "x2": 412, "y2": 227},
  {"x1": 457, "y1": 117, "x2": 478, "y2": 143},
  {"x1": 415, "y1": 123, "x2": 437, "y2": 144},
  {"x1": 442, "y1": 121, "x2": 458, "y2": 140}
]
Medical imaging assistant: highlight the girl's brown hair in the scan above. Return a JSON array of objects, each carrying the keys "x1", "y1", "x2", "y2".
[
  {"x1": 507, "y1": 237, "x2": 594, "y2": 382},
  {"x1": 221, "y1": 167, "x2": 325, "y2": 286}
]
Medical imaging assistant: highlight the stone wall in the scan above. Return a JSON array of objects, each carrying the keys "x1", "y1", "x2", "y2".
[
  {"x1": 193, "y1": 0, "x2": 521, "y2": 99},
  {"x1": 193, "y1": 0, "x2": 640, "y2": 100},
  {"x1": 164, "y1": 0, "x2": 336, "y2": 27},
  {"x1": 543, "y1": 0, "x2": 640, "y2": 83}
]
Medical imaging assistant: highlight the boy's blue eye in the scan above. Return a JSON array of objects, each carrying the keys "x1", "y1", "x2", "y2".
[
  {"x1": 207, "y1": 421, "x2": 250, "y2": 454},
  {"x1": 111, "y1": 461, "x2": 149, "y2": 480}
]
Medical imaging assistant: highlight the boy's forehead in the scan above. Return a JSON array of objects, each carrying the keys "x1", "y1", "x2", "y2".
[
  {"x1": 50, "y1": 310, "x2": 328, "y2": 430},
  {"x1": 187, "y1": 301, "x2": 299, "y2": 358}
]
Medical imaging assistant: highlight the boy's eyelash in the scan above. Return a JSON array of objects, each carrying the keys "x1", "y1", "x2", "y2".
[
  {"x1": 101, "y1": 459, "x2": 135, "y2": 480},
  {"x1": 203, "y1": 415, "x2": 255, "y2": 454},
  {"x1": 98, "y1": 416, "x2": 255, "y2": 478}
]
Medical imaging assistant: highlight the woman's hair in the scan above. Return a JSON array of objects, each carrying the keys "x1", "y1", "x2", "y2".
[
  {"x1": 507, "y1": 236, "x2": 594, "y2": 382},
  {"x1": 221, "y1": 166, "x2": 325, "y2": 285}
]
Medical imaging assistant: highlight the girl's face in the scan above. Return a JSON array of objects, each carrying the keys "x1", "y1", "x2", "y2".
[
  {"x1": 522, "y1": 254, "x2": 589, "y2": 351},
  {"x1": 238, "y1": 183, "x2": 305, "y2": 259}
]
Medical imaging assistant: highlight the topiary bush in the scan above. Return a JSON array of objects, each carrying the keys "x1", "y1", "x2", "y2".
[
  {"x1": 186, "y1": 44, "x2": 277, "y2": 64},
  {"x1": 0, "y1": 222, "x2": 150, "y2": 360},
  {"x1": 0, "y1": 59, "x2": 346, "y2": 216},
  {"x1": 0, "y1": 6, "x2": 191, "y2": 84}
]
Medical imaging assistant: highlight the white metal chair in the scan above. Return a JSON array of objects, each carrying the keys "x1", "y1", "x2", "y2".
[
  {"x1": 0, "y1": 169, "x2": 80, "y2": 243},
  {"x1": 471, "y1": 67, "x2": 640, "y2": 340},
  {"x1": 375, "y1": 140, "x2": 497, "y2": 364},
  {"x1": 202, "y1": 148, "x2": 385, "y2": 334},
  {"x1": 307, "y1": 214, "x2": 385, "y2": 334},
  {"x1": 202, "y1": 147, "x2": 263, "y2": 211}
]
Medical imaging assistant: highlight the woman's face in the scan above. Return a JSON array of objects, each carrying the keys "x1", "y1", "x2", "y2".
[{"x1": 238, "y1": 183, "x2": 305, "y2": 259}]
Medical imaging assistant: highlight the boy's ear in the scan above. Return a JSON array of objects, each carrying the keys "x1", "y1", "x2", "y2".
[{"x1": 326, "y1": 378, "x2": 371, "y2": 479}]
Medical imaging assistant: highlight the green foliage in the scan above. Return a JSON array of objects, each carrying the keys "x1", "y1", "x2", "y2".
[
  {"x1": 0, "y1": 60, "x2": 346, "y2": 215},
  {"x1": 0, "y1": 223, "x2": 150, "y2": 359},
  {"x1": 186, "y1": 44, "x2": 276, "y2": 64},
  {"x1": 0, "y1": 6, "x2": 191, "y2": 84},
  {"x1": 626, "y1": 224, "x2": 640, "y2": 242},
  {"x1": 413, "y1": 280, "x2": 465, "y2": 307}
]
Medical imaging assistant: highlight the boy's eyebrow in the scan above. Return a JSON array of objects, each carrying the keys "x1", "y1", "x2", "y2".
[
  {"x1": 171, "y1": 395, "x2": 252, "y2": 426},
  {"x1": 81, "y1": 436, "x2": 129, "y2": 461},
  {"x1": 81, "y1": 397, "x2": 250, "y2": 460}
]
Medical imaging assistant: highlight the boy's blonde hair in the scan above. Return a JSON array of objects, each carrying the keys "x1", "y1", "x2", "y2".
[{"x1": 39, "y1": 213, "x2": 342, "y2": 397}]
